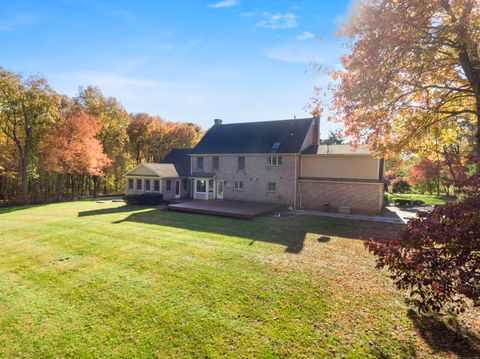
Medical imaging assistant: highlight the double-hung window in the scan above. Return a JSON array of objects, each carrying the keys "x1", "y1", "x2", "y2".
[
  {"x1": 267, "y1": 182, "x2": 276, "y2": 192},
  {"x1": 234, "y1": 180, "x2": 244, "y2": 191},
  {"x1": 197, "y1": 157, "x2": 204, "y2": 170},
  {"x1": 238, "y1": 156, "x2": 245, "y2": 171},
  {"x1": 128, "y1": 178, "x2": 134, "y2": 190},
  {"x1": 154, "y1": 180, "x2": 160, "y2": 192},
  {"x1": 212, "y1": 156, "x2": 219, "y2": 170},
  {"x1": 267, "y1": 156, "x2": 282, "y2": 166},
  {"x1": 145, "y1": 179, "x2": 151, "y2": 191},
  {"x1": 166, "y1": 179, "x2": 172, "y2": 191},
  {"x1": 136, "y1": 179, "x2": 142, "y2": 190}
]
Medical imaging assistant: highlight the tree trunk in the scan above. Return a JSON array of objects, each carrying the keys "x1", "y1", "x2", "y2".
[
  {"x1": 57, "y1": 173, "x2": 65, "y2": 201},
  {"x1": 473, "y1": 95, "x2": 480, "y2": 174},
  {"x1": 93, "y1": 176, "x2": 99, "y2": 198},
  {"x1": 20, "y1": 154, "x2": 28, "y2": 204},
  {"x1": 71, "y1": 175, "x2": 75, "y2": 199}
]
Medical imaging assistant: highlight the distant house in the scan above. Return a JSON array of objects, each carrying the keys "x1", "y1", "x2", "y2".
[{"x1": 124, "y1": 117, "x2": 384, "y2": 214}]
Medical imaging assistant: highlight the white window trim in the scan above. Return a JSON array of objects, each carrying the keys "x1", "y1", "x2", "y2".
[
  {"x1": 234, "y1": 180, "x2": 244, "y2": 191},
  {"x1": 153, "y1": 179, "x2": 161, "y2": 192},
  {"x1": 145, "y1": 179, "x2": 152, "y2": 192},
  {"x1": 195, "y1": 179, "x2": 208, "y2": 194},
  {"x1": 267, "y1": 155, "x2": 283, "y2": 166}
]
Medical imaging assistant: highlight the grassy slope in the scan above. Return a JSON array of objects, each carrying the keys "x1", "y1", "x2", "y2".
[
  {"x1": 0, "y1": 201, "x2": 478, "y2": 358},
  {"x1": 386, "y1": 193, "x2": 457, "y2": 206}
]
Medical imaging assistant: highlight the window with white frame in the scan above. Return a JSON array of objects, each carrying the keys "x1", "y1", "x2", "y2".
[
  {"x1": 196, "y1": 179, "x2": 206, "y2": 193},
  {"x1": 267, "y1": 182, "x2": 276, "y2": 192},
  {"x1": 267, "y1": 155, "x2": 282, "y2": 166},
  {"x1": 208, "y1": 179, "x2": 214, "y2": 193},
  {"x1": 136, "y1": 179, "x2": 142, "y2": 190},
  {"x1": 234, "y1": 180, "x2": 244, "y2": 191},
  {"x1": 145, "y1": 179, "x2": 151, "y2": 191},
  {"x1": 128, "y1": 178, "x2": 134, "y2": 190},
  {"x1": 154, "y1": 180, "x2": 160, "y2": 192},
  {"x1": 166, "y1": 179, "x2": 172, "y2": 191}
]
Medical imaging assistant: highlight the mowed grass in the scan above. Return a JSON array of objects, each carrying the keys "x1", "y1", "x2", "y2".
[
  {"x1": 0, "y1": 201, "x2": 479, "y2": 358},
  {"x1": 386, "y1": 192, "x2": 457, "y2": 206}
]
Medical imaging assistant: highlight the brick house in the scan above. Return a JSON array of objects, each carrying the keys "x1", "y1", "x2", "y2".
[{"x1": 124, "y1": 117, "x2": 385, "y2": 214}]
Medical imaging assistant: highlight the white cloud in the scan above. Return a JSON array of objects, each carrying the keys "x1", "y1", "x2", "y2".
[
  {"x1": 240, "y1": 12, "x2": 256, "y2": 17},
  {"x1": 256, "y1": 12, "x2": 298, "y2": 30},
  {"x1": 264, "y1": 41, "x2": 344, "y2": 65},
  {"x1": 209, "y1": 0, "x2": 239, "y2": 9},
  {"x1": 264, "y1": 46, "x2": 312, "y2": 63},
  {"x1": 297, "y1": 31, "x2": 315, "y2": 41}
]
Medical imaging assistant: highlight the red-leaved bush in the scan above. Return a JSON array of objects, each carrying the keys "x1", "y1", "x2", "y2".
[{"x1": 366, "y1": 175, "x2": 480, "y2": 313}]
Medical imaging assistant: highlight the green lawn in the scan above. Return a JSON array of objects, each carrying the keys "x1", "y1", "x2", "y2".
[
  {"x1": 0, "y1": 200, "x2": 478, "y2": 358},
  {"x1": 386, "y1": 192, "x2": 457, "y2": 206}
]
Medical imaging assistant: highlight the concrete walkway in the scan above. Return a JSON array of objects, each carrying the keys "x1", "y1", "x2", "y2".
[
  {"x1": 294, "y1": 205, "x2": 433, "y2": 224},
  {"x1": 293, "y1": 209, "x2": 405, "y2": 224}
]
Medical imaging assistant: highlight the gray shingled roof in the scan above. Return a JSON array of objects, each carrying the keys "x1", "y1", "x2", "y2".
[
  {"x1": 161, "y1": 148, "x2": 192, "y2": 176},
  {"x1": 190, "y1": 118, "x2": 314, "y2": 154},
  {"x1": 124, "y1": 163, "x2": 181, "y2": 177},
  {"x1": 302, "y1": 144, "x2": 372, "y2": 155}
]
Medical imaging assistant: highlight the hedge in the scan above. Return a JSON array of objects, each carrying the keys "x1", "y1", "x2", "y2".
[{"x1": 125, "y1": 193, "x2": 164, "y2": 205}]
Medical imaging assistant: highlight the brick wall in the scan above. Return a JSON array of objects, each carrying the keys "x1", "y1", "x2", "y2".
[
  {"x1": 191, "y1": 154, "x2": 298, "y2": 206},
  {"x1": 162, "y1": 178, "x2": 189, "y2": 200},
  {"x1": 299, "y1": 180, "x2": 383, "y2": 214}
]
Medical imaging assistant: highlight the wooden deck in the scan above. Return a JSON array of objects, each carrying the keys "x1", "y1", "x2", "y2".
[{"x1": 166, "y1": 200, "x2": 284, "y2": 219}]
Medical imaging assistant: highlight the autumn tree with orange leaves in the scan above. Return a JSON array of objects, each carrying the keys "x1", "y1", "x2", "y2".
[
  {"x1": 324, "y1": 0, "x2": 479, "y2": 158},
  {"x1": 0, "y1": 68, "x2": 201, "y2": 204},
  {"x1": 327, "y1": 0, "x2": 480, "y2": 313},
  {"x1": 41, "y1": 109, "x2": 111, "y2": 199}
]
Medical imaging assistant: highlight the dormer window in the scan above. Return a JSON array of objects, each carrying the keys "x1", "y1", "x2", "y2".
[{"x1": 267, "y1": 155, "x2": 282, "y2": 166}]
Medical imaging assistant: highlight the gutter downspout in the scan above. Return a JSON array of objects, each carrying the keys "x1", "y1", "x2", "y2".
[
  {"x1": 294, "y1": 155, "x2": 297, "y2": 209},
  {"x1": 298, "y1": 155, "x2": 302, "y2": 209}
]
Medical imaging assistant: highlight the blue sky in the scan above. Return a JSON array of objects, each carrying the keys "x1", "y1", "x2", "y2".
[{"x1": 0, "y1": 0, "x2": 351, "y2": 135}]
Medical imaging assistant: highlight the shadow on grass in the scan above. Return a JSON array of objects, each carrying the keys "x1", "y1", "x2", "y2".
[
  {"x1": 78, "y1": 205, "x2": 145, "y2": 217},
  {"x1": 0, "y1": 206, "x2": 35, "y2": 215},
  {"x1": 78, "y1": 205, "x2": 402, "y2": 254},
  {"x1": 408, "y1": 310, "x2": 480, "y2": 357}
]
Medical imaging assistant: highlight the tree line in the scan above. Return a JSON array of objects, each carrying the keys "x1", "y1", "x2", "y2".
[{"x1": 0, "y1": 67, "x2": 202, "y2": 205}]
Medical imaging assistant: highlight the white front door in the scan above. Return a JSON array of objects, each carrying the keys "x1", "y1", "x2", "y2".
[
  {"x1": 216, "y1": 180, "x2": 224, "y2": 200},
  {"x1": 175, "y1": 180, "x2": 180, "y2": 198}
]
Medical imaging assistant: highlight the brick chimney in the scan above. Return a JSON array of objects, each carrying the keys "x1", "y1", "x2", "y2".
[
  {"x1": 312, "y1": 116, "x2": 320, "y2": 145},
  {"x1": 214, "y1": 119, "x2": 223, "y2": 125}
]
